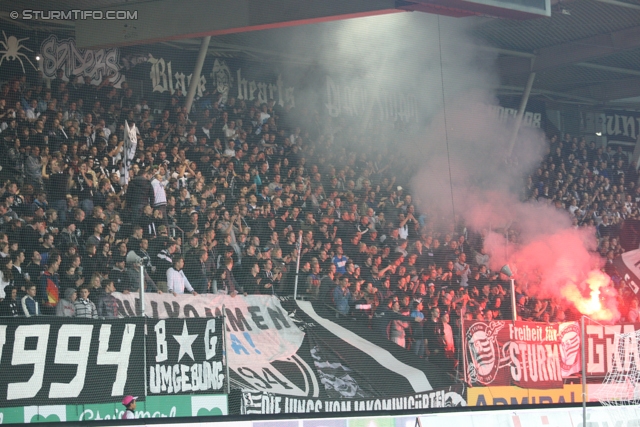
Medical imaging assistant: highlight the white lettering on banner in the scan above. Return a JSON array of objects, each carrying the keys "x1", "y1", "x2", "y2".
[
  {"x1": 506, "y1": 323, "x2": 562, "y2": 383},
  {"x1": 492, "y1": 106, "x2": 542, "y2": 128},
  {"x1": 235, "y1": 352, "x2": 319, "y2": 397},
  {"x1": 148, "y1": 362, "x2": 224, "y2": 394},
  {"x1": 242, "y1": 390, "x2": 466, "y2": 414},
  {"x1": 509, "y1": 323, "x2": 558, "y2": 342},
  {"x1": 155, "y1": 320, "x2": 168, "y2": 363},
  {"x1": 0, "y1": 325, "x2": 6, "y2": 363},
  {"x1": 40, "y1": 35, "x2": 123, "y2": 87},
  {"x1": 612, "y1": 330, "x2": 640, "y2": 372},
  {"x1": 7, "y1": 325, "x2": 50, "y2": 400},
  {"x1": 599, "y1": 112, "x2": 640, "y2": 142},
  {"x1": 236, "y1": 69, "x2": 294, "y2": 108},
  {"x1": 508, "y1": 343, "x2": 562, "y2": 383},
  {"x1": 149, "y1": 55, "x2": 173, "y2": 94},
  {"x1": 113, "y1": 293, "x2": 305, "y2": 368},
  {"x1": 174, "y1": 72, "x2": 187, "y2": 94},
  {"x1": 97, "y1": 323, "x2": 135, "y2": 396},
  {"x1": 325, "y1": 76, "x2": 418, "y2": 123},
  {"x1": 601, "y1": 113, "x2": 640, "y2": 141},
  {"x1": 466, "y1": 321, "x2": 566, "y2": 388},
  {"x1": 145, "y1": 55, "x2": 295, "y2": 106},
  {"x1": 205, "y1": 319, "x2": 218, "y2": 360},
  {"x1": 586, "y1": 324, "x2": 638, "y2": 375},
  {"x1": 622, "y1": 251, "x2": 640, "y2": 289},
  {"x1": 173, "y1": 71, "x2": 207, "y2": 97},
  {"x1": 49, "y1": 325, "x2": 93, "y2": 398},
  {"x1": 147, "y1": 319, "x2": 225, "y2": 395},
  {"x1": 79, "y1": 407, "x2": 177, "y2": 421},
  {"x1": 1, "y1": 322, "x2": 140, "y2": 403}
]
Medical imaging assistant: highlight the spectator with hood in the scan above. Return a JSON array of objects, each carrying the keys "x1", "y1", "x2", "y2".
[{"x1": 56, "y1": 287, "x2": 76, "y2": 317}]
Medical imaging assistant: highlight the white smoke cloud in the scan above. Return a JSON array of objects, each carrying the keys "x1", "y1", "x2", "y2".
[{"x1": 252, "y1": 10, "x2": 614, "y2": 318}]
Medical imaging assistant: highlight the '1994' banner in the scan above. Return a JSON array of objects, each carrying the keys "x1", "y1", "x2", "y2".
[{"x1": 0, "y1": 317, "x2": 144, "y2": 406}]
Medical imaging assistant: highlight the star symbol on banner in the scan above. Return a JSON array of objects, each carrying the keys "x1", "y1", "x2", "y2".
[{"x1": 173, "y1": 320, "x2": 198, "y2": 362}]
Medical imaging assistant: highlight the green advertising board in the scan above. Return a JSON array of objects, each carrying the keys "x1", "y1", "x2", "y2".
[{"x1": 0, "y1": 394, "x2": 227, "y2": 423}]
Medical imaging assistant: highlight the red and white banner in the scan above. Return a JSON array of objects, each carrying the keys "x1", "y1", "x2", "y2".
[
  {"x1": 558, "y1": 322, "x2": 581, "y2": 377},
  {"x1": 464, "y1": 321, "x2": 564, "y2": 389}
]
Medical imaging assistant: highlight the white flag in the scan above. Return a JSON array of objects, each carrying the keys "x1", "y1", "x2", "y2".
[{"x1": 123, "y1": 120, "x2": 138, "y2": 184}]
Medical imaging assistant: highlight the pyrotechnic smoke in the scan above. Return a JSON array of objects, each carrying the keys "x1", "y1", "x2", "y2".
[
  {"x1": 396, "y1": 16, "x2": 618, "y2": 321},
  {"x1": 260, "y1": 11, "x2": 618, "y2": 319}
]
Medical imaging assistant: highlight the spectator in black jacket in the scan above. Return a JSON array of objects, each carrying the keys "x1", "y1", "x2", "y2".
[
  {"x1": 125, "y1": 169, "x2": 154, "y2": 224},
  {"x1": 11, "y1": 250, "x2": 28, "y2": 293},
  {"x1": 184, "y1": 249, "x2": 210, "y2": 294},
  {"x1": 97, "y1": 280, "x2": 119, "y2": 318},
  {"x1": 19, "y1": 217, "x2": 45, "y2": 259},
  {"x1": 125, "y1": 260, "x2": 160, "y2": 293},
  {"x1": 0, "y1": 285, "x2": 21, "y2": 316},
  {"x1": 109, "y1": 256, "x2": 130, "y2": 293}
]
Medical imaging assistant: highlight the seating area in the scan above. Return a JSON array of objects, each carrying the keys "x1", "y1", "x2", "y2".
[{"x1": 0, "y1": 62, "x2": 636, "y2": 383}]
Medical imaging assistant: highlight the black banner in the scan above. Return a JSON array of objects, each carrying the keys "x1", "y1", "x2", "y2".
[
  {"x1": 602, "y1": 110, "x2": 640, "y2": 143},
  {"x1": 0, "y1": 317, "x2": 144, "y2": 406},
  {"x1": 240, "y1": 386, "x2": 466, "y2": 415},
  {"x1": 613, "y1": 248, "x2": 640, "y2": 294},
  {"x1": 147, "y1": 318, "x2": 225, "y2": 396},
  {"x1": 229, "y1": 298, "x2": 466, "y2": 415}
]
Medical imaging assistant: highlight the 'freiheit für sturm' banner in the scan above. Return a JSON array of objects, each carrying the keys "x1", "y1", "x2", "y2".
[
  {"x1": 464, "y1": 320, "x2": 564, "y2": 389},
  {"x1": 0, "y1": 317, "x2": 144, "y2": 406}
]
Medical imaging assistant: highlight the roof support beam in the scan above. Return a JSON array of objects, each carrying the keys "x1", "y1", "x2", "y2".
[
  {"x1": 499, "y1": 85, "x2": 598, "y2": 103},
  {"x1": 75, "y1": 0, "x2": 398, "y2": 49},
  {"x1": 532, "y1": 26, "x2": 640, "y2": 73},
  {"x1": 592, "y1": 0, "x2": 640, "y2": 11},
  {"x1": 497, "y1": 25, "x2": 640, "y2": 77},
  {"x1": 567, "y1": 77, "x2": 640, "y2": 102},
  {"x1": 575, "y1": 62, "x2": 640, "y2": 77}
]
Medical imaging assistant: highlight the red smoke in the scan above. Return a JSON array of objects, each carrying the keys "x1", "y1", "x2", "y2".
[
  {"x1": 484, "y1": 226, "x2": 620, "y2": 322},
  {"x1": 402, "y1": 40, "x2": 620, "y2": 322},
  {"x1": 413, "y1": 157, "x2": 621, "y2": 322}
]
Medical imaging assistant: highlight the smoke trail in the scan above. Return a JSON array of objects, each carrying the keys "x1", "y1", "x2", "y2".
[{"x1": 263, "y1": 11, "x2": 618, "y2": 319}]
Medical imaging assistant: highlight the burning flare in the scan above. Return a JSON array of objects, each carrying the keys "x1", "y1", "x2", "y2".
[{"x1": 561, "y1": 270, "x2": 619, "y2": 322}]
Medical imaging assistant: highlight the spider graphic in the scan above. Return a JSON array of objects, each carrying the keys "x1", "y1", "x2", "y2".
[{"x1": 0, "y1": 31, "x2": 36, "y2": 73}]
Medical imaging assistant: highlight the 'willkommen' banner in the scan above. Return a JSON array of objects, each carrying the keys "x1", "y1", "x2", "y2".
[
  {"x1": 113, "y1": 293, "x2": 305, "y2": 371},
  {"x1": 464, "y1": 320, "x2": 563, "y2": 389}
]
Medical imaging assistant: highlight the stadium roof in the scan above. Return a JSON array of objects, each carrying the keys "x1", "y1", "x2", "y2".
[{"x1": 1, "y1": 0, "x2": 639, "y2": 109}]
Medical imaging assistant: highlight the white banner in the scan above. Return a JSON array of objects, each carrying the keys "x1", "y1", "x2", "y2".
[
  {"x1": 40, "y1": 35, "x2": 124, "y2": 87},
  {"x1": 112, "y1": 293, "x2": 305, "y2": 370}
]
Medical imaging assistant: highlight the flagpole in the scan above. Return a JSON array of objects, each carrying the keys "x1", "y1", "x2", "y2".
[
  {"x1": 581, "y1": 315, "x2": 587, "y2": 427},
  {"x1": 124, "y1": 120, "x2": 130, "y2": 185},
  {"x1": 293, "y1": 230, "x2": 303, "y2": 299},
  {"x1": 222, "y1": 305, "x2": 230, "y2": 395}
]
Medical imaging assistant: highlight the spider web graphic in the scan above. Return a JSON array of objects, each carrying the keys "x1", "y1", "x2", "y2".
[{"x1": 589, "y1": 317, "x2": 640, "y2": 425}]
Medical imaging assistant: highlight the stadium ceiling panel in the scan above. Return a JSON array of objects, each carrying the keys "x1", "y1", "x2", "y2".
[{"x1": 0, "y1": 0, "x2": 639, "y2": 108}]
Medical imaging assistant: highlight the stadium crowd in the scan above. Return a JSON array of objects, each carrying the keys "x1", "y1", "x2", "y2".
[{"x1": 0, "y1": 69, "x2": 637, "y2": 374}]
